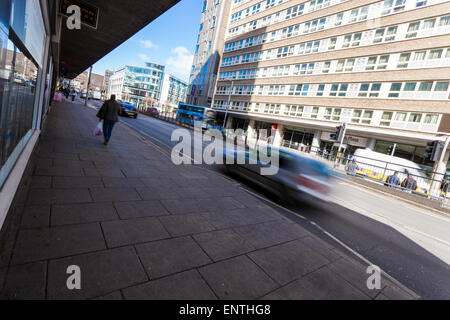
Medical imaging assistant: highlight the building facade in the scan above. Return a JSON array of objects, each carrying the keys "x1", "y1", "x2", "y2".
[
  {"x1": 102, "y1": 69, "x2": 113, "y2": 95},
  {"x1": 186, "y1": 0, "x2": 233, "y2": 107},
  {"x1": 160, "y1": 73, "x2": 188, "y2": 111},
  {"x1": 213, "y1": 0, "x2": 450, "y2": 170},
  {"x1": 109, "y1": 63, "x2": 165, "y2": 107}
]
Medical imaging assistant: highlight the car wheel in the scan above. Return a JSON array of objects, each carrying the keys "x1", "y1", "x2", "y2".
[{"x1": 134, "y1": 115, "x2": 138, "y2": 119}]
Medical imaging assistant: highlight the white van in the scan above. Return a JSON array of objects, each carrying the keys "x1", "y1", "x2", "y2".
[{"x1": 352, "y1": 148, "x2": 429, "y2": 194}]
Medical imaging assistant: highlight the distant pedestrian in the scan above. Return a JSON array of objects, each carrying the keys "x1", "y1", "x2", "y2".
[
  {"x1": 440, "y1": 179, "x2": 450, "y2": 198},
  {"x1": 96, "y1": 94, "x2": 121, "y2": 146},
  {"x1": 401, "y1": 174, "x2": 417, "y2": 193},
  {"x1": 345, "y1": 158, "x2": 359, "y2": 176},
  {"x1": 386, "y1": 171, "x2": 401, "y2": 188}
]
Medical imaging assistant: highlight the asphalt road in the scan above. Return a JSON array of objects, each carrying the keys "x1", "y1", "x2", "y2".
[{"x1": 88, "y1": 99, "x2": 450, "y2": 299}]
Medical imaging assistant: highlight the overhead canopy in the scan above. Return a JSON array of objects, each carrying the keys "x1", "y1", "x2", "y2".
[{"x1": 58, "y1": 0, "x2": 180, "y2": 79}]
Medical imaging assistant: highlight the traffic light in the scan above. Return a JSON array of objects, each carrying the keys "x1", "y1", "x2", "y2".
[
  {"x1": 330, "y1": 126, "x2": 344, "y2": 141},
  {"x1": 424, "y1": 140, "x2": 441, "y2": 161},
  {"x1": 387, "y1": 145, "x2": 394, "y2": 155}
]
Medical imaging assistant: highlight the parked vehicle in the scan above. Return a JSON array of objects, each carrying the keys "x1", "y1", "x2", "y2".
[
  {"x1": 120, "y1": 103, "x2": 138, "y2": 119},
  {"x1": 148, "y1": 107, "x2": 159, "y2": 116},
  {"x1": 80, "y1": 91, "x2": 87, "y2": 99},
  {"x1": 223, "y1": 147, "x2": 332, "y2": 205}
]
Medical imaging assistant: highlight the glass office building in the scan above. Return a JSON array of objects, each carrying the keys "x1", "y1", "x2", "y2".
[{"x1": 109, "y1": 63, "x2": 165, "y2": 108}]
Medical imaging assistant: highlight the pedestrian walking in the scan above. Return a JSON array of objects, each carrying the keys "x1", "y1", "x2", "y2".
[
  {"x1": 345, "y1": 158, "x2": 359, "y2": 176},
  {"x1": 401, "y1": 174, "x2": 417, "y2": 193},
  {"x1": 386, "y1": 171, "x2": 401, "y2": 188},
  {"x1": 440, "y1": 179, "x2": 450, "y2": 198},
  {"x1": 96, "y1": 94, "x2": 121, "y2": 146}
]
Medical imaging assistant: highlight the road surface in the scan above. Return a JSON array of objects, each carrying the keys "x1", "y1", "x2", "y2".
[{"x1": 87, "y1": 99, "x2": 450, "y2": 299}]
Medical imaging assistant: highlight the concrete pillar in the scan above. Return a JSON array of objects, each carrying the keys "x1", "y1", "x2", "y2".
[
  {"x1": 311, "y1": 130, "x2": 322, "y2": 154},
  {"x1": 225, "y1": 115, "x2": 233, "y2": 129},
  {"x1": 366, "y1": 138, "x2": 376, "y2": 151},
  {"x1": 272, "y1": 124, "x2": 284, "y2": 147}
]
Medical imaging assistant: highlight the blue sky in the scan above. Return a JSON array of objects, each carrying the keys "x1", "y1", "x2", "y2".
[{"x1": 92, "y1": 0, "x2": 203, "y2": 82}]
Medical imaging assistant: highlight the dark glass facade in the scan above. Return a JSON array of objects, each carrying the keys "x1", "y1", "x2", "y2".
[{"x1": 0, "y1": 0, "x2": 46, "y2": 187}]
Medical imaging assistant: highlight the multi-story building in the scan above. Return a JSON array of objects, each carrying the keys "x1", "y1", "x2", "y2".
[
  {"x1": 213, "y1": 0, "x2": 450, "y2": 171},
  {"x1": 72, "y1": 70, "x2": 104, "y2": 92},
  {"x1": 160, "y1": 74, "x2": 188, "y2": 111},
  {"x1": 102, "y1": 69, "x2": 114, "y2": 95},
  {"x1": 109, "y1": 63, "x2": 165, "y2": 107},
  {"x1": 186, "y1": 0, "x2": 233, "y2": 107}
]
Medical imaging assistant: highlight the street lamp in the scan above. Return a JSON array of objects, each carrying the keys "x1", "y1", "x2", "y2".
[{"x1": 223, "y1": 79, "x2": 234, "y2": 129}]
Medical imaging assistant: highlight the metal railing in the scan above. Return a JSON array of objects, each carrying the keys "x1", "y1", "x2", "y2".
[{"x1": 305, "y1": 148, "x2": 449, "y2": 200}]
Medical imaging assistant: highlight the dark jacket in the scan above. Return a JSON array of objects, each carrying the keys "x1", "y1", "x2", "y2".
[
  {"x1": 386, "y1": 175, "x2": 400, "y2": 187},
  {"x1": 401, "y1": 177, "x2": 417, "y2": 191},
  {"x1": 97, "y1": 99, "x2": 121, "y2": 122},
  {"x1": 440, "y1": 181, "x2": 450, "y2": 193}
]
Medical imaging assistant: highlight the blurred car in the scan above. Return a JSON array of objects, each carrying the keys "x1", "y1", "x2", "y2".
[
  {"x1": 147, "y1": 107, "x2": 159, "y2": 116},
  {"x1": 223, "y1": 147, "x2": 332, "y2": 205},
  {"x1": 120, "y1": 103, "x2": 138, "y2": 119},
  {"x1": 80, "y1": 91, "x2": 87, "y2": 99}
]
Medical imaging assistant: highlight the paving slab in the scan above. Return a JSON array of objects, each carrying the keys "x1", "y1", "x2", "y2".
[
  {"x1": 248, "y1": 240, "x2": 330, "y2": 286},
  {"x1": 20, "y1": 205, "x2": 51, "y2": 229},
  {"x1": 262, "y1": 266, "x2": 370, "y2": 300},
  {"x1": 193, "y1": 229, "x2": 255, "y2": 261},
  {"x1": 201, "y1": 207, "x2": 281, "y2": 229},
  {"x1": 101, "y1": 177, "x2": 145, "y2": 188},
  {"x1": 122, "y1": 270, "x2": 217, "y2": 300},
  {"x1": 199, "y1": 255, "x2": 278, "y2": 300},
  {"x1": 93, "y1": 291, "x2": 123, "y2": 300},
  {"x1": 233, "y1": 219, "x2": 310, "y2": 249},
  {"x1": 101, "y1": 217, "x2": 170, "y2": 247},
  {"x1": 51, "y1": 203, "x2": 119, "y2": 226},
  {"x1": 11, "y1": 223, "x2": 106, "y2": 265},
  {"x1": 26, "y1": 188, "x2": 92, "y2": 205},
  {"x1": 89, "y1": 187, "x2": 142, "y2": 202},
  {"x1": 1, "y1": 262, "x2": 47, "y2": 300},
  {"x1": 159, "y1": 214, "x2": 216, "y2": 237},
  {"x1": 135, "y1": 236, "x2": 212, "y2": 279},
  {"x1": 53, "y1": 176, "x2": 104, "y2": 189},
  {"x1": 114, "y1": 201, "x2": 169, "y2": 219},
  {"x1": 30, "y1": 176, "x2": 52, "y2": 188},
  {"x1": 47, "y1": 246, "x2": 147, "y2": 300}
]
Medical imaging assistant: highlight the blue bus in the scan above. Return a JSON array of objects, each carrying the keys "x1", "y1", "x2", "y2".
[{"x1": 176, "y1": 103, "x2": 218, "y2": 129}]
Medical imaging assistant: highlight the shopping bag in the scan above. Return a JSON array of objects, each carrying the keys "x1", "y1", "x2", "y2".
[
  {"x1": 54, "y1": 92, "x2": 62, "y2": 102},
  {"x1": 94, "y1": 122, "x2": 103, "y2": 136}
]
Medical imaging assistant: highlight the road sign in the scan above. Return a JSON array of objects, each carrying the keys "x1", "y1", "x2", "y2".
[{"x1": 59, "y1": 0, "x2": 99, "y2": 29}]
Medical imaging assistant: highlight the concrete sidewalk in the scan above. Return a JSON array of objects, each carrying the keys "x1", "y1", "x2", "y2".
[{"x1": 0, "y1": 100, "x2": 418, "y2": 300}]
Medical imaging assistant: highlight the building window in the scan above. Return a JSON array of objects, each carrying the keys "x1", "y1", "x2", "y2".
[
  {"x1": 424, "y1": 114, "x2": 438, "y2": 124},
  {"x1": 388, "y1": 83, "x2": 402, "y2": 97},
  {"x1": 323, "y1": 108, "x2": 342, "y2": 121},
  {"x1": 434, "y1": 82, "x2": 449, "y2": 91},
  {"x1": 380, "y1": 112, "x2": 393, "y2": 126},
  {"x1": 397, "y1": 53, "x2": 411, "y2": 68}
]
